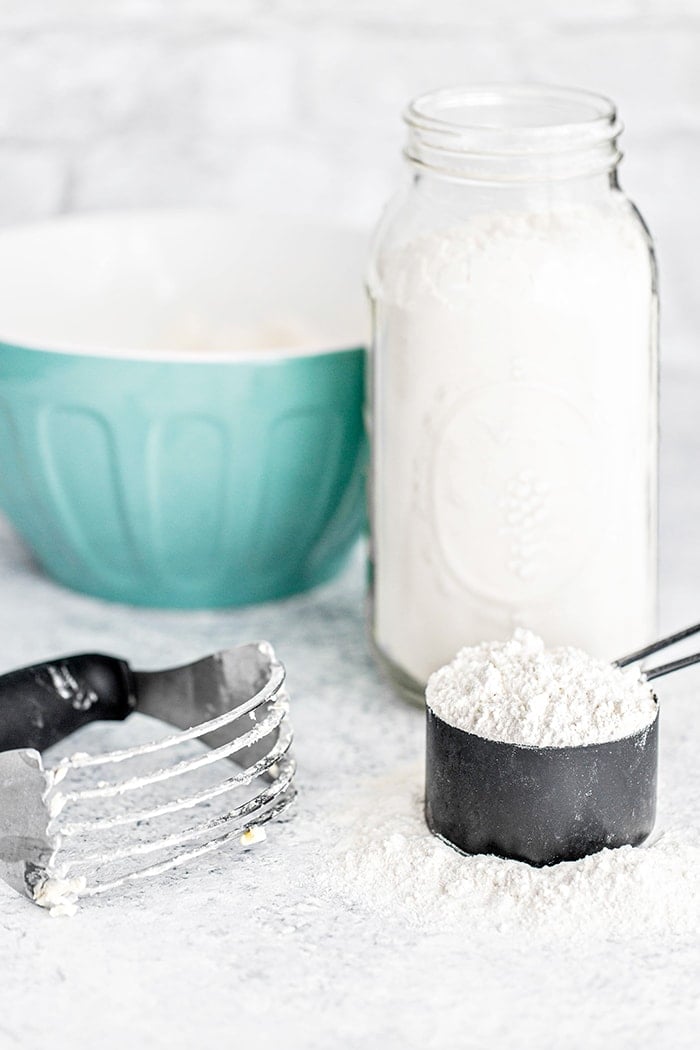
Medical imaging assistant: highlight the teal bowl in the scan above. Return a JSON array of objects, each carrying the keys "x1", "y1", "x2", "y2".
[{"x1": 0, "y1": 210, "x2": 367, "y2": 607}]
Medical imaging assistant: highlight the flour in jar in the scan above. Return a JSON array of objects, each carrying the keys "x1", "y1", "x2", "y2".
[{"x1": 370, "y1": 202, "x2": 656, "y2": 686}]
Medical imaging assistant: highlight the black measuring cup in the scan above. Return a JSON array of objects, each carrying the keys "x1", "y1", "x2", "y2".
[{"x1": 425, "y1": 622, "x2": 700, "y2": 866}]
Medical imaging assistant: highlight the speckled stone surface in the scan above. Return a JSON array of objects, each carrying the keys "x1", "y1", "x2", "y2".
[{"x1": 0, "y1": 371, "x2": 698, "y2": 1048}]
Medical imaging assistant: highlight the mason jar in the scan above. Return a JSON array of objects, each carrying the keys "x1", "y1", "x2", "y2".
[{"x1": 367, "y1": 84, "x2": 658, "y2": 705}]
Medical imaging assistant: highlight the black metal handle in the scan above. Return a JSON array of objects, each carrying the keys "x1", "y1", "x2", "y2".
[
  {"x1": 0, "y1": 654, "x2": 136, "y2": 753},
  {"x1": 615, "y1": 620, "x2": 700, "y2": 667},
  {"x1": 643, "y1": 651, "x2": 700, "y2": 682}
]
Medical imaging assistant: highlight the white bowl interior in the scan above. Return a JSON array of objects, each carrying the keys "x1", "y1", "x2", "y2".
[{"x1": 0, "y1": 210, "x2": 369, "y2": 359}]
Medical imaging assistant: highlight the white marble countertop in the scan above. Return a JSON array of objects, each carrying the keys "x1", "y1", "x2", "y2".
[{"x1": 0, "y1": 367, "x2": 698, "y2": 1049}]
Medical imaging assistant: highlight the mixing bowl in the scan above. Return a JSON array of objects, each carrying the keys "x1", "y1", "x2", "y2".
[{"x1": 0, "y1": 210, "x2": 367, "y2": 607}]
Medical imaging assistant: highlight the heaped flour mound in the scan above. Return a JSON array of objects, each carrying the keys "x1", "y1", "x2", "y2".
[{"x1": 426, "y1": 629, "x2": 657, "y2": 747}]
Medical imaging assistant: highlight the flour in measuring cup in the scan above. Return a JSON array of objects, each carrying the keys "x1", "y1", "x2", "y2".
[
  {"x1": 371, "y1": 203, "x2": 656, "y2": 685},
  {"x1": 426, "y1": 629, "x2": 657, "y2": 747}
]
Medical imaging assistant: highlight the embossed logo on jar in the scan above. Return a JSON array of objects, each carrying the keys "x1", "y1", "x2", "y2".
[{"x1": 430, "y1": 384, "x2": 602, "y2": 604}]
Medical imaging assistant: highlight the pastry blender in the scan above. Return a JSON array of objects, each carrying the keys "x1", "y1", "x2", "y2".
[{"x1": 0, "y1": 642, "x2": 295, "y2": 913}]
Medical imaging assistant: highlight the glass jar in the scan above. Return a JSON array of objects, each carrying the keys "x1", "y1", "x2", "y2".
[{"x1": 367, "y1": 84, "x2": 658, "y2": 705}]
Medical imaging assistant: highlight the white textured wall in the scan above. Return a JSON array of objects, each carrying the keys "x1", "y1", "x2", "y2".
[{"x1": 0, "y1": 0, "x2": 699, "y2": 357}]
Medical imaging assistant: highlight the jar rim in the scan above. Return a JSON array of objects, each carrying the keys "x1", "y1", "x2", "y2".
[
  {"x1": 404, "y1": 84, "x2": 623, "y2": 179},
  {"x1": 405, "y1": 84, "x2": 618, "y2": 143}
]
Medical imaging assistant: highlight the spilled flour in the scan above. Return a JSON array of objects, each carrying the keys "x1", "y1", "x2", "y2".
[{"x1": 320, "y1": 766, "x2": 700, "y2": 937}]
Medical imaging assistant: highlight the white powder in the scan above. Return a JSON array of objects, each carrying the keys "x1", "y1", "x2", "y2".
[
  {"x1": 157, "y1": 316, "x2": 324, "y2": 353},
  {"x1": 32, "y1": 875, "x2": 86, "y2": 918},
  {"x1": 371, "y1": 202, "x2": 656, "y2": 686},
  {"x1": 426, "y1": 629, "x2": 657, "y2": 747},
  {"x1": 319, "y1": 767, "x2": 700, "y2": 938}
]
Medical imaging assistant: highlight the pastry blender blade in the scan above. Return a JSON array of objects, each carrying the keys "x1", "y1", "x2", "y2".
[{"x1": 0, "y1": 642, "x2": 295, "y2": 913}]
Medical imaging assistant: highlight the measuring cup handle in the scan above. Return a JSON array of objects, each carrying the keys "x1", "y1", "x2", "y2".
[
  {"x1": 643, "y1": 650, "x2": 700, "y2": 683},
  {"x1": 615, "y1": 620, "x2": 700, "y2": 668}
]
